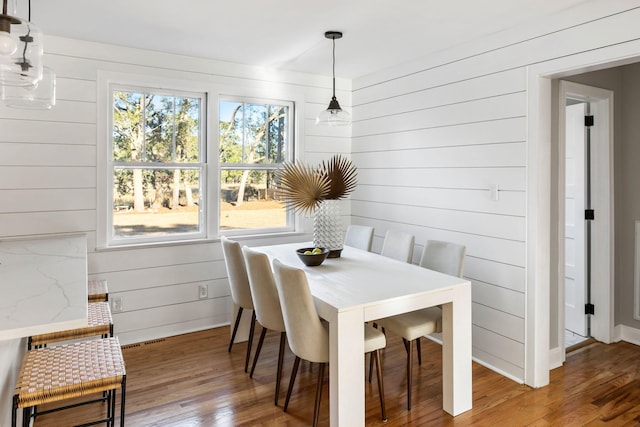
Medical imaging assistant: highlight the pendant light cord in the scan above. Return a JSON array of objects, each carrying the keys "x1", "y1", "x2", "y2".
[
  {"x1": 332, "y1": 36, "x2": 336, "y2": 99},
  {"x1": 20, "y1": 0, "x2": 33, "y2": 73}
]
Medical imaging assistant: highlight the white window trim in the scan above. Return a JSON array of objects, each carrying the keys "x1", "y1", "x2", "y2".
[
  {"x1": 218, "y1": 94, "x2": 296, "y2": 236},
  {"x1": 108, "y1": 85, "x2": 208, "y2": 246},
  {"x1": 97, "y1": 70, "x2": 306, "y2": 249}
]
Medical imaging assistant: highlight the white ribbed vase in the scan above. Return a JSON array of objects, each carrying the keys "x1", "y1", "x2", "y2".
[{"x1": 313, "y1": 199, "x2": 344, "y2": 258}]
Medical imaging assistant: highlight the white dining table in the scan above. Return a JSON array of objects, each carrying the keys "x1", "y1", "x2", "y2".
[{"x1": 254, "y1": 242, "x2": 472, "y2": 426}]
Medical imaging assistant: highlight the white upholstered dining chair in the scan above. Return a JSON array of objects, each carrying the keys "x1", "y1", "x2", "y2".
[
  {"x1": 272, "y1": 259, "x2": 388, "y2": 425},
  {"x1": 344, "y1": 224, "x2": 374, "y2": 251},
  {"x1": 220, "y1": 236, "x2": 256, "y2": 373},
  {"x1": 380, "y1": 229, "x2": 415, "y2": 263},
  {"x1": 376, "y1": 239, "x2": 466, "y2": 410},
  {"x1": 242, "y1": 246, "x2": 287, "y2": 406}
]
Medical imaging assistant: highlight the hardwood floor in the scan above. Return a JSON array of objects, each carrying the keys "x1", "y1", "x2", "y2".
[{"x1": 33, "y1": 327, "x2": 640, "y2": 426}]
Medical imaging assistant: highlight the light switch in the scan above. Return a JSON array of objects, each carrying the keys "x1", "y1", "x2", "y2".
[{"x1": 489, "y1": 184, "x2": 500, "y2": 201}]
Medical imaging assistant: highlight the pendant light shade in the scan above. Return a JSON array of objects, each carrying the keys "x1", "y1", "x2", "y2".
[
  {"x1": 1, "y1": 65, "x2": 54, "y2": 108},
  {"x1": 316, "y1": 31, "x2": 350, "y2": 126},
  {"x1": 0, "y1": 0, "x2": 43, "y2": 87}
]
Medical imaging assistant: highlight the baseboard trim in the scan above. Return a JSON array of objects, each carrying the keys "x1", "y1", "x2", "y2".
[
  {"x1": 614, "y1": 324, "x2": 640, "y2": 346},
  {"x1": 548, "y1": 346, "x2": 564, "y2": 370}
]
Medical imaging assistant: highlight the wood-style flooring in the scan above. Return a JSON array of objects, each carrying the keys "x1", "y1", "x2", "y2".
[{"x1": 33, "y1": 326, "x2": 640, "y2": 426}]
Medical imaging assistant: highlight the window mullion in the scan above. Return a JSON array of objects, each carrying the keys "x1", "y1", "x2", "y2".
[
  {"x1": 141, "y1": 92, "x2": 147, "y2": 161},
  {"x1": 172, "y1": 96, "x2": 177, "y2": 162}
]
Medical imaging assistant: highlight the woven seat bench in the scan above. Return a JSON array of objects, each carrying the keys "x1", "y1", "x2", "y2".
[
  {"x1": 88, "y1": 279, "x2": 109, "y2": 302},
  {"x1": 12, "y1": 337, "x2": 126, "y2": 427},
  {"x1": 28, "y1": 302, "x2": 114, "y2": 350}
]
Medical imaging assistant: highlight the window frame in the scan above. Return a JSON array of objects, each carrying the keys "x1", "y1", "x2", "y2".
[
  {"x1": 106, "y1": 84, "x2": 208, "y2": 247},
  {"x1": 97, "y1": 71, "x2": 306, "y2": 250},
  {"x1": 218, "y1": 95, "x2": 295, "y2": 237}
]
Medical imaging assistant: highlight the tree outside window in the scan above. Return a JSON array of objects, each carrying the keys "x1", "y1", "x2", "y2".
[
  {"x1": 219, "y1": 98, "x2": 293, "y2": 232},
  {"x1": 109, "y1": 87, "x2": 205, "y2": 243}
]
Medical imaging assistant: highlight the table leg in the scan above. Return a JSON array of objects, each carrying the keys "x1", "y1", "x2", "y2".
[
  {"x1": 329, "y1": 309, "x2": 364, "y2": 426},
  {"x1": 441, "y1": 283, "x2": 473, "y2": 415}
]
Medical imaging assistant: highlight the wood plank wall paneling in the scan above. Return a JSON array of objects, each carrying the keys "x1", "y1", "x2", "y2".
[
  {"x1": 351, "y1": 201, "x2": 525, "y2": 242},
  {"x1": 355, "y1": 165, "x2": 525, "y2": 190},
  {"x1": 353, "y1": 92, "x2": 525, "y2": 137},
  {"x1": 0, "y1": 37, "x2": 347, "y2": 350},
  {"x1": 355, "y1": 69, "x2": 526, "y2": 121},
  {"x1": 353, "y1": 116, "x2": 527, "y2": 153},
  {"x1": 0, "y1": 188, "x2": 96, "y2": 212},
  {"x1": 351, "y1": 2, "x2": 640, "y2": 380},
  {"x1": 0, "y1": 119, "x2": 95, "y2": 144},
  {"x1": 0, "y1": 167, "x2": 96, "y2": 189}
]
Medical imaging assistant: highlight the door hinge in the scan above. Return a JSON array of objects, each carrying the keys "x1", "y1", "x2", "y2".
[
  {"x1": 585, "y1": 115, "x2": 594, "y2": 127},
  {"x1": 585, "y1": 209, "x2": 595, "y2": 220},
  {"x1": 585, "y1": 303, "x2": 595, "y2": 315}
]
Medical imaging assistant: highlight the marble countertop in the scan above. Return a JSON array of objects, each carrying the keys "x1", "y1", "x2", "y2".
[{"x1": 0, "y1": 235, "x2": 88, "y2": 341}]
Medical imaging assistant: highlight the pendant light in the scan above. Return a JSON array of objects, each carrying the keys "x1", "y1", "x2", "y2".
[
  {"x1": 0, "y1": 0, "x2": 43, "y2": 87},
  {"x1": 315, "y1": 31, "x2": 350, "y2": 126},
  {"x1": 1, "y1": 65, "x2": 55, "y2": 108}
]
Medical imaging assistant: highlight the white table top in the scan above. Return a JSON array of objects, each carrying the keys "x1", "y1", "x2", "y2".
[
  {"x1": 0, "y1": 235, "x2": 88, "y2": 341},
  {"x1": 256, "y1": 242, "x2": 467, "y2": 320}
]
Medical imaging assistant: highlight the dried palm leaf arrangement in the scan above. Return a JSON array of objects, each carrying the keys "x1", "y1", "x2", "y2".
[{"x1": 277, "y1": 155, "x2": 357, "y2": 214}]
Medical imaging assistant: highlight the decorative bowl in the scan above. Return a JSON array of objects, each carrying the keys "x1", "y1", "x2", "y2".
[{"x1": 295, "y1": 247, "x2": 330, "y2": 267}]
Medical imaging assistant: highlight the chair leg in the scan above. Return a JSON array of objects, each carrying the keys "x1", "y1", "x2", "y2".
[
  {"x1": 244, "y1": 311, "x2": 257, "y2": 373},
  {"x1": 373, "y1": 350, "x2": 387, "y2": 422},
  {"x1": 284, "y1": 356, "x2": 301, "y2": 412},
  {"x1": 120, "y1": 375, "x2": 127, "y2": 427},
  {"x1": 368, "y1": 351, "x2": 374, "y2": 382},
  {"x1": 275, "y1": 332, "x2": 286, "y2": 406},
  {"x1": 106, "y1": 386, "x2": 112, "y2": 425},
  {"x1": 109, "y1": 386, "x2": 116, "y2": 427},
  {"x1": 417, "y1": 337, "x2": 422, "y2": 365},
  {"x1": 22, "y1": 408, "x2": 29, "y2": 427},
  {"x1": 250, "y1": 326, "x2": 267, "y2": 378},
  {"x1": 228, "y1": 307, "x2": 244, "y2": 352},
  {"x1": 312, "y1": 363, "x2": 326, "y2": 427},
  {"x1": 403, "y1": 337, "x2": 410, "y2": 354},
  {"x1": 407, "y1": 339, "x2": 413, "y2": 411},
  {"x1": 11, "y1": 395, "x2": 17, "y2": 427}
]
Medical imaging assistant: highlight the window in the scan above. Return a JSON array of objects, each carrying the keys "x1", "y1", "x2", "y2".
[
  {"x1": 108, "y1": 86, "x2": 206, "y2": 245},
  {"x1": 219, "y1": 97, "x2": 293, "y2": 234}
]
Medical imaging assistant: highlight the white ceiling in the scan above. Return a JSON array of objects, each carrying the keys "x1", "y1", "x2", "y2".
[{"x1": 26, "y1": 0, "x2": 594, "y2": 79}]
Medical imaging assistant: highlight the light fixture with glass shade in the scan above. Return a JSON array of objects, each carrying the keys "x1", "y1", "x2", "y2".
[
  {"x1": 0, "y1": 0, "x2": 43, "y2": 87},
  {"x1": 1, "y1": 65, "x2": 54, "y2": 108},
  {"x1": 315, "y1": 31, "x2": 350, "y2": 126}
]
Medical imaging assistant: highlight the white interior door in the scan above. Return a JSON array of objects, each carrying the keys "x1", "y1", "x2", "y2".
[{"x1": 564, "y1": 102, "x2": 587, "y2": 337}]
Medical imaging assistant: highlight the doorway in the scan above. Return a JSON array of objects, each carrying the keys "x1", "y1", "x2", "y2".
[
  {"x1": 563, "y1": 98, "x2": 589, "y2": 347},
  {"x1": 557, "y1": 80, "x2": 614, "y2": 360}
]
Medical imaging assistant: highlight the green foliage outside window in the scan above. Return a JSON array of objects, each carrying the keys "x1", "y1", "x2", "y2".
[
  {"x1": 219, "y1": 99, "x2": 291, "y2": 231},
  {"x1": 111, "y1": 88, "x2": 204, "y2": 240}
]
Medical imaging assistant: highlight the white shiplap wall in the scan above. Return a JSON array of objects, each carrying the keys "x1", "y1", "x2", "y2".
[
  {"x1": 351, "y1": 1, "x2": 640, "y2": 381},
  {"x1": 0, "y1": 36, "x2": 351, "y2": 347}
]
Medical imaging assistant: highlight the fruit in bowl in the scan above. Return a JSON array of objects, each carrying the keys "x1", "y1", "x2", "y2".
[{"x1": 296, "y1": 247, "x2": 330, "y2": 266}]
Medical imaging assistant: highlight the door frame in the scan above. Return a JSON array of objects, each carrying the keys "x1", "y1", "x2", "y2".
[
  {"x1": 525, "y1": 40, "x2": 640, "y2": 388},
  {"x1": 556, "y1": 81, "x2": 614, "y2": 363}
]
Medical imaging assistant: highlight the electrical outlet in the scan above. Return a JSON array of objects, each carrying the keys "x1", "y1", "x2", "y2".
[
  {"x1": 198, "y1": 284, "x2": 208, "y2": 299},
  {"x1": 111, "y1": 296, "x2": 123, "y2": 313}
]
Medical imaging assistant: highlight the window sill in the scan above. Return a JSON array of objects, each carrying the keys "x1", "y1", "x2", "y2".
[{"x1": 96, "y1": 231, "x2": 309, "y2": 252}]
